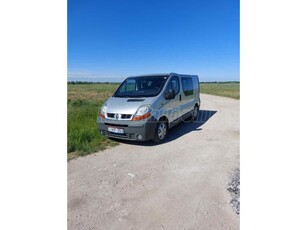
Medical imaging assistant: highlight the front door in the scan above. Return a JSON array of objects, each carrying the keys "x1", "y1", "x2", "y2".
[{"x1": 163, "y1": 76, "x2": 182, "y2": 122}]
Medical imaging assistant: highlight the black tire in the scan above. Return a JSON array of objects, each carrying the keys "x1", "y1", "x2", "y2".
[
  {"x1": 152, "y1": 120, "x2": 168, "y2": 143},
  {"x1": 192, "y1": 105, "x2": 199, "y2": 121}
]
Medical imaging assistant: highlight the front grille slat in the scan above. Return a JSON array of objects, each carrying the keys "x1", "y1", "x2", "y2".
[
  {"x1": 106, "y1": 113, "x2": 132, "y2": 120},
  {"x1": 107, "y1": 113, "x2": 115, "y2": 118},
  {"x1": 121, "y1": 114, "x2": 132, "y2": 119}
]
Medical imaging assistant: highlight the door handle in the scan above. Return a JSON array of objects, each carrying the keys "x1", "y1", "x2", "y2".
[{"x1": 179, "y1": 94, "x2": 181, "y2": 101}]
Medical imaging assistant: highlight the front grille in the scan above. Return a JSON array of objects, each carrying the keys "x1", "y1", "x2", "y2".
[
  {"x1": 107, "y1": 113, "x2": 132, "y2": 120},
  {"x1": 121, "y1": 114, "x2": 132, "y2": 119}
]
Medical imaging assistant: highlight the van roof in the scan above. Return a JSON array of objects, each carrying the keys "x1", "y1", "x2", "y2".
[
  {"x1": 128, "y1": 73, "x2": 198, "y2": 78},
  {"x1": 128, "y1": 73, "x2": 171, "y2": 78}
]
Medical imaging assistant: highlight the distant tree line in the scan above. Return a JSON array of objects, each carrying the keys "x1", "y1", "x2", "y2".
[
  {"x1": 199, "y1": 81, "x2": 240, "y2": 84},
  {"x1": 67, "y1": 81, "x2": 121, "y2": 85}
]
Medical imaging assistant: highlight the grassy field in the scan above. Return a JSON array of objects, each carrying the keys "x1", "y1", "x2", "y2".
[
  {"x1": 67, "y1": 83, "x2": 119, "y2": 160},
  {"x1": 67, "y1": 82, "x2": 239, "y2": 160},
  {"x1": 200, "y1": 82, "x2": 240, "y2": 99}
]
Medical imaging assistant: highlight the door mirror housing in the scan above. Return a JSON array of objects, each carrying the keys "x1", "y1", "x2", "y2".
[{"x1": 165, "y1": 89, "x2": 175, "y2": 100}]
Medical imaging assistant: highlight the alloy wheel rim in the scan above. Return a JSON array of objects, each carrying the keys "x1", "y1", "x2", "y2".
[{"x1": 158, "y1": 123, "x2": 167, "y2": 139}]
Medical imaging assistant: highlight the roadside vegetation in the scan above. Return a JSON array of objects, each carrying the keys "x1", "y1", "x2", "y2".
[
  {"x1": 67, "y1": 83, "x2": 119, "y2": 160},
  {"x1": 200, "y1": 82, "x2": 240, "y2": 99},
  {"x1": 67, "y1": 81, "x2": 240, "y2": 160}
]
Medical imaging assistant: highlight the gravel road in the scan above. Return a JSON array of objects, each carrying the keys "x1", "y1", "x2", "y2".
[{"x1": 68, "y1": 93, "x2": 240, "y2": 230}]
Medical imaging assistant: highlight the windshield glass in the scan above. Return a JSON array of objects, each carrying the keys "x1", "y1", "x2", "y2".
[{"x1": 114, "y1": 75, "x2": 169, "y2": 97}]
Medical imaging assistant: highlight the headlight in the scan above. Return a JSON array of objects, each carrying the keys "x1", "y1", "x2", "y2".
[
  {"x1": 101, "y1": 103, "x2": 107, "y2": 114},
  {"x1": 135, "y1": 105, "x2": 151, "y2": 115},
  {"x1": 132, "y1": 105, "x2": 152, "y2": 120},
  {"x1": 99, "y1": 103, "x2": 107, "y2": 119}
]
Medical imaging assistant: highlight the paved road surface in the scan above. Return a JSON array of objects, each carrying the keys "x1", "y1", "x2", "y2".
[{"x1": 68, "y1": 93, "x2": 240, "y2": 230}]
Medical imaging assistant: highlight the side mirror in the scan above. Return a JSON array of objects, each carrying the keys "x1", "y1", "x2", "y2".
[{"x1": 165, "y1": 89, "x2": 175, "y2": 100}]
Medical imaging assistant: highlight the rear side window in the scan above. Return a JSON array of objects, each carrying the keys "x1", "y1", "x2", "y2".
[
  {"x1": 192, "y1": 77, "x2": 199, "y2": 93},
  {"x1": 181, "y1": 77, "x2": 194, "y2": 96}
]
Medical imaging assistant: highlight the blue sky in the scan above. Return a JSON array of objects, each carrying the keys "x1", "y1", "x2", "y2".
[{"x1": 68, "y1": 0, "x2": 239, "y2": 82}]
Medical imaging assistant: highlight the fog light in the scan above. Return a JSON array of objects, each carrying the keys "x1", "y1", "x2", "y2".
[{"x1": 137, "y1": 134, "x2": 142, "y2": 140}]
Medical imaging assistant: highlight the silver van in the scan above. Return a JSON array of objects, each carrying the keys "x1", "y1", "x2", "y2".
[{"x1": 97, "y1": 73, "x2": 200, "y2": 142}]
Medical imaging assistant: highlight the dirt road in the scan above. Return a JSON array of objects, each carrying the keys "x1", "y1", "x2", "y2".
[{"x1": 68, "y1": 94, "x2": 240, "y2": 230}]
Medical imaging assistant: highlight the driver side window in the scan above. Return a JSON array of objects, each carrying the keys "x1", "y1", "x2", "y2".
[{"x1": 166, "y1": 76, "x2": 180, "y2": 94}]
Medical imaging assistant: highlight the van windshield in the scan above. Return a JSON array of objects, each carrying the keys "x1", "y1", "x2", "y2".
[{"x1": 114, "y1": 76, "x2": 169, "y2": 98}]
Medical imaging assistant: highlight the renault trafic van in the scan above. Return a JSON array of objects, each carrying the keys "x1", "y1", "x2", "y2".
[{"x1": 97, "y1": 73, "x2": 200, "y2": 142}]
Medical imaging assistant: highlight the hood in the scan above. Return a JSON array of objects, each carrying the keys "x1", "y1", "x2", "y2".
[{"x1": 105, "y1": 96, "x2": 156, "y2": 114}]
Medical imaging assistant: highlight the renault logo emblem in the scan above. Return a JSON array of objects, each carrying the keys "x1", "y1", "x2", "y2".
[{"x1": 115, "y1": 114, "x2": 121, "y2": 119}]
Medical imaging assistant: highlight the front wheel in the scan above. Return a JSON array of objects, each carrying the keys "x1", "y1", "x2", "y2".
[{"x1": 152, "y1": 120, "x2": 168, "y2": 143}]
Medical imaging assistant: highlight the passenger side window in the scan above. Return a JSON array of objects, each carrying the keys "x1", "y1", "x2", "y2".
[
  {"x1": 166, "y1": 76, "x2": 180, "y2": 94},
  {"x1": 181, "y1": 77, "x2": 194, "y2": 96},
  {"x1": 120, "y1": 79, "x2": 136, "y2": 92}
]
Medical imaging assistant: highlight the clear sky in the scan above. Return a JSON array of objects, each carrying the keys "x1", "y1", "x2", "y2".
[{"x1": 68, "y1": 0, "x2": 239, "y2": 82}]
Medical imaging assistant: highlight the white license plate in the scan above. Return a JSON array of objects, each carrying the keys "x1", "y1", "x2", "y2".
[{"x1": 107, "y1": 127, "x2": 124, "y2": 134}]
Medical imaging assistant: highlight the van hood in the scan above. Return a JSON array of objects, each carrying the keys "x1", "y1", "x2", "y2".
[{"x1": 105, "y1": 96, "x2": 156, "y2": 114}]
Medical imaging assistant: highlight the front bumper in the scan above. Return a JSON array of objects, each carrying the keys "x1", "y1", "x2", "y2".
[{"x1": 97, "y1": 116, "x2": 157, "y2": 141}]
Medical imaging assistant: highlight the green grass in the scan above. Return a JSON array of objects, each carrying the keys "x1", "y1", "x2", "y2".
[
  {"x1": 200, "y1": 82, "x2": 240, "y2": 99},
  {"x1": 67, "y1": 83, "x2": 119, "y2": 160}
]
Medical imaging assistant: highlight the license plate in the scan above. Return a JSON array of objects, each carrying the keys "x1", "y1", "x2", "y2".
[{"x1": 107, "y1": 127, "x2": 124, "y2": 134}]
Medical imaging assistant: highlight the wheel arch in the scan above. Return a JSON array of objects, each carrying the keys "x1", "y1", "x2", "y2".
[{"x1": 158, "y1": 115, "x2": 169, "y2": 127}]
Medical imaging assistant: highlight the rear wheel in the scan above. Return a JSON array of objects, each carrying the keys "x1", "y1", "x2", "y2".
[
  {"x1": 153, "y1": 120, "x2": 168, "y2": 143},
  {"x1": 192, "y1": 105, "x2": 199, "y2": 121}
]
